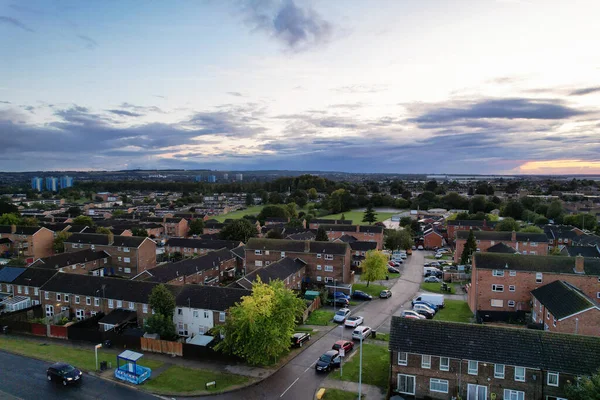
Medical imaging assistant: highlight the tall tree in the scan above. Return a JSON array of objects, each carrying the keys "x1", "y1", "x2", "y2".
[
  {"x1": 361, "y1": 250, "x2": 388, "y2": 287},
  {"x1": 385, "y1": 229, "x2": 413, "y2": 251},
  {"x1": 216, "y1": 279, "x2": 305, "y2": 366},
  {"x1": 495, "y1": 218, "x2": 520, "y2": 232},
  {"x1": 96, "y1": 227, "x2": 111, "y2": 234},
  {"x1": 565, "y1": 369, "x2": 600, "y2": 400},
  {"x1": 308, "y1": 188, "x2": 318, "y2": 200},
  {"x1": 219, "y1": 219, "x2": 257, "y2": 242},
  {"x1": 0, "y1": 213, "x2": 20, "y2": 225},
  {"x1": 19, "y1": 217, "x2": 39, "y2": 226},
  {"x1": 131, "y1": 228, "x2": 148, "y2": 237},
  {"x1": 148, "y1": 284, "x2": 176, "y2": 319},
  {"x1": 286, "y1": 202, "x2": 298, "y2": 219},
  {"x1": 460, "y1": 229, "x2": 477, "y2": 265},
  {"x1": 315, "y1": 227, "x2": 329, "y2": 242},
  {"x1": 72, "y1": 215, "x2": 94, "y2": 226},
  {"x1": 245, "y1": 193, "x2": 255, "y2": 206},
  {"x1": 362, "y1": 204, "x2": 377, "y2": 225},
  {"x1": 53, "y1": 231, "x2": 72, "y2": 254},
  {"x1": 546, "y1": 200, "x2": 563, "y2": 220},
  {"x1": 67, "y1": 206, "x2": 82, "y2": 217},
  {"x1": 188, "y1": 219, "x2": 205, "y2": 235},
  {"x1": 501, "y1": 200, "x2": 525, "y2": 220},
  {"x1": 144, "y1": 313, "x2": 177, "y2": 340}
]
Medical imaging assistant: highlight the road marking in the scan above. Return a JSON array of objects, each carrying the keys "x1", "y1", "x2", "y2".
[{"x1": 280, "y1": 377, "x2": 299, "y2": 398}]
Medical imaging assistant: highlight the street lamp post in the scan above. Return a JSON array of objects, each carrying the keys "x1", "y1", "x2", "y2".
[
  {"x1": 358, "y1": 333, "x2": 364, "y2": 399},
  {"x1": 339, "y1": 325, "x2": 344, "y2": 377}
]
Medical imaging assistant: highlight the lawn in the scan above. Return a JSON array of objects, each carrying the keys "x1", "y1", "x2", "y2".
[
  {"x1": 371, "y1": 332, "x2": 389, "y2": 342},
  {"x1": 352, "y1": 282, "x2": 388, "y2": 298},
  {"x1": 435, "y1": 300, "x2": 473, "y2": 323},
  {"x1": 143, "y1": 365, "x2": 249, "y2": 394},
  {"x1": 319, "y1": 210, "x2": 398, "y2": 225},
  {"x1": 322, "y1": 388, "x2": 363, "y2": 400},
  {"x1": 425, "y1": 255, "x2": 453, "y2": 260},
  {"x1": 213, "y1": 205, "x2": 264, "y2": 222},
  {"x1": 0, "y1": 336, "x2": 163, "y2": 371},
  {"x1": 332, "y1": 343, "x2": 389, "y2": 389},
  {"x1": 420, "y1": 282, "x2": 454, "y2": 294},
  {"x1": 305, "y1": 310, "x2": 334, "y2": 326},
  {"x1": 388, "y1": 272, "x2": 401, "y2": 279}
]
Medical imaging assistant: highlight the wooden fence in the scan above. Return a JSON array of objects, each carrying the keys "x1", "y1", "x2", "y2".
[{"x1": 141, "y1": 337, "x2": 183, "y2": 356}]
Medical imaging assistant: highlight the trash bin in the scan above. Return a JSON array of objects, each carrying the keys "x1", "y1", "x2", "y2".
[
  {"x1": 100, "y1": 361, "x2": 108, "y2": 371},
  {"x1": 371, "y1": 330, "x2": 376, "y2": 338},
  {"x1": 103, "y1": 340, "x2": 112, "y2": 348}
]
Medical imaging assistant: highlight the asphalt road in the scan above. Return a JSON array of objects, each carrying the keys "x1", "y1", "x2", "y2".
[
  {"x1": 0, "y1": 350, "x2": 158, "y2": 400},
  {"x1": 205, "y1": 250, "x2": 426, "y2": 400}
]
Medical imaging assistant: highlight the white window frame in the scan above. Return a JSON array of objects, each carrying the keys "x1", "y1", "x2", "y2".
[
  {"x1": 86, "y1": 297, "x2": 91, "y2": 305},
  {"x1": 124, "y1": 247, "x2": 130, "y2": 252},
  {"x1": 491, "y1": 299, "x2": 503, "y2": 307},
  {"x1": 509, "y1": 285, "x2": 516, "y2": 292},
  {"x1": 508, "y1": 300, "x2": 516, "y2": 307},
  {"x1": 124, "y1": 267, "x2": 131, "y2": 274},
  {"x1": 116, "y1": 300, "x2": 123, "y2": 308},
  {"x1": 142, "y1": 304, "x2": 148, "y2": 314},
  {"x1": 440, "y1": 357, "x2": 449, "y2": 371},
  {"x1": 468, "y1": 360, "x2": 478, "y2": 375},
  {"x1": 123, "y1": 257, "x2": 130, "y2": 263},
  {"x1": 514, "y1": 366, "x2": 526, "y2": 382},
  {"x1": 316, "y1": 253, "x2": 322, "y2": 259},
  {"x1": 536, "y1": 272, "x2": 543, "y2": 283},
  {"x1": 17, "y1": 285, "x2": 22, "y2": 294},
  {"x1": 317, "y1": 264, "x2": 322, "y2": 270},
  {"x1": 56, "y1": 293, "x2": 61, "y2": 301},
  {"x1": 492, "y1": 284, "x2": 504, "y2": 292},
  {"x1": 129, "y1": 301, "x2": 135, "y2": 310},
  {"x1": 44, "y1": 291, "x2": 49, "y2": 300},
  {"x1": 316, "y1": 276, "x2": 322, "y2": 282},
  {"x1": 325, "y1": 254, "x2": 334, "y2": 260},
  {"x1": 108, "y1": 299, "x2": 114, "y2": 309},
  {"x1": 430, "y1": 378, "x2": 449, "y2": 394},
  {"x1": 547, "y1": 372, "x2": 559, "y2": 386},
  {"x1": 204, "y1": 311, "x2": 210, "y2": 318},
  {"x1": 421, "y1": 355, "x2": 431, "y2": 369},
  {"x1": 324, "y1": 277, "x2": 333, "y2": 283},
  {"x1": 494, "y1": 364, "x2": 505, "y2": 379},
  {"x1": 397, "y1": 352, "x2": 408, "y2": 366},
  {"x1": 504, "y1": 389, "x2": 525, "y2": 400},
  {"x1": 74, "y1": 295, "x2": 79, "y2": 304},
  {"x1": 280, "y1": 251, "x2": 285, "y2": 258},
  {"x1": 24, "y1": 286, "x2": 29, "y2": 295},
  {"x1": 219, "y1": 312, "x2": 226, "y2": 322},
  {"x1": 35, "y1": 287, "x2": 39, "y2": 296},
  {"x1": 509, "y1": 270, "x2": 516, "y2": 276},
  {"x1": 492, "y1": 270, "x2": 504, "y2": 277},
  {"x1": 254, "y1": 260, "x2": 263, "y2": 267},
  {"x1": 397, "y1": 374, "x2": 416, "y2": 395},
  {"x1": 94, "y1": 298, "x2": 100, "y2": 306},
  {"x1": 325, "y1": 265, "x2": 334, "y2": 272}
]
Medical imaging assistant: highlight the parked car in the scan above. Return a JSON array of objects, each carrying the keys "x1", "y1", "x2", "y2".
[
  {"x1": 47, "y1": 363, "x2": 82, "y2": 386},
  {"x1": 401, "y1": 310, "x2": 426, "y2": 319},
  {"x1": 435, "y1": 253, "x2": 444, "y2": 259},
  {"x1": 411, "y1": 245, "x2": 417, "y2": 250},
  {"x1": 424, "y1": 276, "x2": 441, "y2": 283},
  {"x1": 412, "y1": 293, "x2": 445, "y2": 308},
  {"x1": 333, "y1": 308, "x2": 351, "y2": 323},
  {"x1": 407, "y1": 249, "x2": 413, "y2": 255},
  {"x1": 332, "y1": 340, "x2": 354, "y2": 353},
  {"x1": 400, "y1": 253, "x2": 407, "y2": 259},
  {"x1": 315, "y1": 350, "x2": 341, "y2": 372},
  {"x1": 332, "y1": 292, "x2": 351, "y2": 300},
  {"x1": 417, "y1": 245, "x2": 424, "y2": 250},
  {"x1": 291, "y1": 332, "x2": 311, "y2": 348},
  {"x1": 329, "y1": 297, "x2": 349, "y2": 307},
  {"x1": 429, "y1": 261, "x2": 441, "y2": 267},
  {"x1": 423, "y1": 262, "x2": 431, "y2": 267},
  {"x1": 344, "y1": 315, "x2": 364, "y2": 328},
  {"x1": 412, "y1": 300, "x2": 439, "y2": 312},
  {"x1": 379, "y1": 289, "x2": 392, "y2": 299},
  {"x1": 412, "y1": 304, "x2": 435, "y2": 319},
  {"x1": 352, "y1": 326, "x2": 372, "y2": 340},
  {"x1": 352, "y1": 290, "x2": 372, "y2": 301},
  {"x1": 388, "y1": 266, "x2": 400, "y2": 274}
]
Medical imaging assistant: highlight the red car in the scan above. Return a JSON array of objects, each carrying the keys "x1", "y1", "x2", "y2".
[{"x1": 332, "y1": 340, "x2": 354, "y2": 353}]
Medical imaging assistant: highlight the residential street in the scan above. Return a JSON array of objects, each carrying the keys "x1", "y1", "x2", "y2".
[
  {"x1": 0, "y1": 350, "x2": 158, "y2": 400},
  {"x1": 205, "y1": 250, "x2": 426, "y2": 400}
]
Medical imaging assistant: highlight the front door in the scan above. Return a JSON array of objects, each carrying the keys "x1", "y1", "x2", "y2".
[
  {"x1": 45, "y1": 305, "x2": 54, "y2": 317},
  {"x1": 467, "y1": 384, "x2": 487, "y2": 400}
]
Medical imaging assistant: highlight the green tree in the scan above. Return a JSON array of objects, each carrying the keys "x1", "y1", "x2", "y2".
[
  {"x1": 550, "y1": 246, "x2": 562, "y2": 256},
  {"x1": 399, "y1": 217, "x2": 412, "y2": 227},
  {"x1": 0, "y1": 200, "x2": 19, "y2": 215},
  {"x1": 72, "y1": 215, "x2": 94, "y2": 226},
  {"x1": 245, "y1": 193, "x2": 255, "y2": 206},
  {"x1": 19, "y1": 217, "x2": 39, "y2": 226},
  {"x1": 219, "y1": 219, "x2": 257, "y2": 242},
  {"x1": 266, "y1": 229, "x2": 284, "y2": 239},
  {"x1": 385, "y1": 229, "x2": 413, "y2": 251},
  {"x1": 216, "y1": 279, "x2": 305, "y2": 366},
  {"x1": 362, "y1": 204, "x2": 377, "y2": 225},
  {"x1": 469, "y1": 196, "x2": 487, "y2": 214},
  {"x1": 144, "y1": 313, "x2": 177, "y2": 340},
  {"x1": 563, "y1": 213, "x2": 597, "y2": 231},
  {"x1": 268, "y1": 192, "x2": 283, "y2": 204},
  {"x1": 501, "y1": 200, "x2": 525, "y2": 220},
  {"x1": 67, "y1": 206, "x2": 82, "y2": 217},
  {"x1": 340, "y1": 213, "x2": 346, "y2": 221},
  {"x1": 257, "y1": 205, "x2": 289, "y2": 223},
  {"x1": 0, "y1": 213, "x2": 20, "y2": 225},
  {"x1": 286, "y1": 202, "x2": 298, "y2": 219},
  {"x1": 546, "y1": 200, "x2": 563, "y2": 220},
  {"x1": 361, "y1": 250, "x2": 388, "y2": 287},
  {"x1": 170, "y1": 251, "x2": 183, "y2": 262},
  {"x1": 315, "y1": 226, "x2": 329, "y2": 241},
  {"x1": 520, "y1": 226, "x2": 544, "y2": 233},
  {"x1": 460, "y1": 229, "x2": 477, "y2": 265},
  {"x1": 131, "y1": 228, "x2": 148, "y2": 237},
  {"x1": 53, "y1": 231, "x2": 72, "y2": 254},
  {"x1": 148, "y1": 284, "x2": 176, "y2": 319},
  {"x1": 495, "y1": 218, "x2": 520, "y2": 232},
  {"x1": 112, "y1": 209, "x2": 125, "y2": 217},
  {"x1": 96, "y1": 227, "x2": 111, "y2": 234},
  {"x1": 308, "y1": 188, "x2": 318, "y2": 200},
  {"x1": 565, "y1": 369, "x2": 600, "y2": 400},
  {"x1": 188, "y1": 219, "x2": 205, "y2": 235}
]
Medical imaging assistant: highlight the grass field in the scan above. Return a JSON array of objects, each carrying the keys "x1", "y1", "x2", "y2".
[
  {"x1": 305, "y1": 310, "x2": 334, "y2": 326},
  {"x1": 388, "y1": 272, "x2": 401, "y2": 279},
  {"x1": 319, "y1": 210, "x2": 398, "y2": 225},
  {"x1": 435, "y1": 300, "x2": 473, "y2": 323},
  {"x1": 352, "y1": 282, "x2": 388, "y2": 297},
  {"x1": 425, "y1": 255, "x2": 453, "y2": 260},
  {"x1": 143, "y1": 365, "x2": 248, "y2": 394},
  {"x1": 331, "y1": 343, "x2": 389, "y2": 388},
  {"x1": 322, "y1": 388, "x2": 363, "y2": 400},
  {"x1": 213, "y1": 205, "x2": 264, "y2": 222},
  {"x1": 420, "y1": 282, "x2": 454, "y2": 294},
  {"x1": 0, "y1": 336, "x2": 163, "y2": 372}
]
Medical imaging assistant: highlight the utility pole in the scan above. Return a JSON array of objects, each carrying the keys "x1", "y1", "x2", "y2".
[{"x1": 358, "y1": 334, "x2": 363, "y2": 399}]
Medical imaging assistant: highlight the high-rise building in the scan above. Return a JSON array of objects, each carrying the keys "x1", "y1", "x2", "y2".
[
  {"x1": 45, "y1": 177, "x2": 58, "y2": 192},
  {"x1": 31, "y1": 177, "x2": 43, "y2": 191},
  {"x1": 60, "y1": 176, "x2": 73, "y2": 189},
  {"x1": 235, "y1": 173, "x2": 243, "y2": 181},
  {"x1": 195, "y1": 175, "x2": 202, "y2": 182},
  {"x1": 223, "y1": 173, "x2": 229, "y2": 181},
  {"x1": 207, "y1": 175, "x2": 216, "y2": 183}
]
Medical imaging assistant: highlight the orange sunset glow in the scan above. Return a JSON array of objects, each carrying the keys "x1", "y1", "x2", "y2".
[{"x1": 517, "y1": 159, "x2": 600, "y2": 174}]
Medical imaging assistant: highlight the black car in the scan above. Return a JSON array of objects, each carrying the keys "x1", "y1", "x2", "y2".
[
  {"x1": 291, "y1": 332, "x2": 311, "y2": 348},
  {"x1": 352, "y1": 290, "x2": 372, "y2": 301},
  {"x1": 47, "y1": 362, "x2": 82, "y2": 386},
  {"x1": 315, "y1": 350, "x2": 341, "y2": 372},
  {"x1": 388, "y1": 266, "x2": 400, "y2": 274},
  {"x1": 329, "y1": 297, "x2": 349, "y2": 307}
]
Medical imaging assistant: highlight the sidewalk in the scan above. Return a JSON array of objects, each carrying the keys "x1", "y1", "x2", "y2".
[{"x1": 316, "y1": 378, "x2": 385, "y2": 400}]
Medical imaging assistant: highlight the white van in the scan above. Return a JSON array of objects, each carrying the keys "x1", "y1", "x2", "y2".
[
  {"x1": 423, "y1": 267, "x2": 441, "y2": 276},
  {"x1": 412, "y1": 293, "x2": 445, "y2": 308}
]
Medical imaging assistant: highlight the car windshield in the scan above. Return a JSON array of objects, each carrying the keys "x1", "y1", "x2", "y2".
[
  {"x1": 60, "y1": 365, "x2": 75, "y2": 373},
  {"x1": 335, "y1": 310, "x2": 346, "y2": 316},
  {"x1": 332, "y1": 344, "x2": 340, "y2": 350},
  {"x1": 319, "y1": 354, "x2": 332, "y2": 362}
]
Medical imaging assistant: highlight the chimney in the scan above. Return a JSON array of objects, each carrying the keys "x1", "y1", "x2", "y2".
[
  {"x1": 304, "y1": 240, "x2": 310, "y2": 253},
  {"x1": 511, "y1": 230, "x2": 517, "y2": 242},
  {"x1": 107, "y1": 231, "x2": 114, "y2": 245},
  {"x1": 574, "y1": 254, "x2": 585, "y2": 274}
]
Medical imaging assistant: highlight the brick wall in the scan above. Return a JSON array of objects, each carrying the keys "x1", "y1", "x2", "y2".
[
  {"x1": 423, "y1": 233, "x2": 443, "y2": 249},
  {"x1": 532, "y1": 298, "x2": 600, "y2": 337},
  {"x1": 455, "y1": 238, "x2": 548, "y2": 263}
]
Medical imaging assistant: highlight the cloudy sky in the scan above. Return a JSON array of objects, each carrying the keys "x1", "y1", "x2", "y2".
[{"x1": 1, "y1": 0, "x2": 600, "y2": 174}]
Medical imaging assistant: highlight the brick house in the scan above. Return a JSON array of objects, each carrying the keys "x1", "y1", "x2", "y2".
[
  {"x1": 29, "y1": 249, "x2": 111, "y2": 275},
  {"x1": 235, "y1": 257, "x2": 306, "y2": 290},
  {"x1": 446, "y1": 219, "x2": 496, "y2": 243},
  {"x1": 531, "y1": 280, "x2": 600, "y2": 336},
  {"x1": 203, "y1": 220, "x2": 227, "y2": 235},
  {"x1": 320, "y1": 224, "x2": 384, "y2": 250},
  {"x1": 8, "y1": 267, "x2": 57, "y2": 305},
  {"x1": 308, "y1": 219, "x2": 353, "y2": 229},
  {"x1": 454, "y1": 230, "x2": 549, "y2": 263},
  {"x1": 467, "y1": 253, "x2": 600, "y2": 319},
  {"x1": 348, "y1": 241, "x2": 377, "y2": 268},
  {"x1": 165, "y1": 238, "x2": 242, "y2": 257},
  {"x1": 543, "y1": 224, "x2": 585, "y2": 249},
  {"x1": 64, "y1": 233, "x2": 157, "y2": 277},
  {"x1": 560, "y1": 245, "x2": 600, "y2": 258},
  {"x1": 0, "y1": 225, "x2": 54, "y2": 261},
  {"x1": 423, "y1": 227, "x2": 445, "y2": 250},
  {"x1": 245, "y1": 238, "x2": 352, "y2": 284},
  {"x1": 389, "y1": 317, "x2": 600, "y2": 400},
  {"x1": 132, "y1": 248, "x2": 237, "y2": 286},
  {"x1": 141, "y1": 216, "x2": 188, "y2": 237}
]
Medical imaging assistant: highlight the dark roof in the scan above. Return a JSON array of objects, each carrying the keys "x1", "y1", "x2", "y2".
[
  {"x1": 359, "y1": 225, "x2": 384, "y2": 233},
  {"x1": 141, "y1": 217, "x2": 164, "y2": 223},
  {"x1": 474, "y1": 252, "x2": 600, "y2": 275},
  {"x1": 265, "y1": 218, "x2": 288, "y2": 223},
  {"x1": 11, "y1": 268, "x2": 57, "y2": 287},
  {"x1": 204, "y1": 222, "x2": 226, "y2": 229},
  {"x1": 320, "y1": 224, "x2": 357, "y2": 232},
  {"x1": 242, "y1": 257, "x2": 306, "y2": 286},
  {"x1": 349, "y1": 241, "x2": 378, "y2": 252},
  {"x1": 166, "y1": 238, "x2": 242, "y2": 250},
  {"x1": 142, "y1": 249, "x2": 234, "y2": 283},
  {"x1": 246, "y1": 238, "x2": 349, "y2": 255},
  {"x1": 175, "y1": 285, "x2": 250, "y2": 311},
  {"x1": 0, "y1": 267, "x2": 26, "y2": 283},
  {"x1": 41, "y1": 274, "x2": 178, "y2": 303},
  {"x1": 562, "y1": 246, "x2": 600, "y2": 258},
  {"x1": 531, "y1": 281, "x2": 598, "y2": 320},
  {"x1": 337, "y1": 234, "x2": 358, "y2": 243},
  {"x1": 486, "y1": 242, "x2": 517, "y2": 254},
  {"x1": 456, "y1": 230, "x2": 548, "y2": 242},
  {"x1": 573, "y1": 234, "x2": 600, "y2": 247},
  {"x1": 0, "y1": 238, "x2": 12, "y2": 244},
  {"x1": 309, "y1": 241, "x2": 349, "y2": 255},
  {"x1": 389, "y1": 317, "x2": 600, "y2": 376},
  {"x1": 98, "y1": 309, "x2": 137, "y2": 325},
  {"x1": 312, "y1": 219, "x2": 353, "y2": 225},
  {"x1": 39, "y1": 223, "x2": 71, "y2": 232},
  {"x1": 13, "y1": 226, "x2": 44, "y2": 235},
  {"x1": 33, "y1": 249, "x2": 110, "y2": 269},
  {"x1": 112, "y1": 236, "x2": 148, "y2": 248},
  {"x1": 543, "y1": 225, "x2": 581, "y2": 240},
  {"x1": 65, "y1": 233, "x2": 110, "y2": 245},
  {"x1": 0, "y1": 226, "x2": 12, "y2": 234},
  {"x1": 286, "y1": 231, "x2": 316, "y2": 241},
  {"x1": 230, "y1": 246, "x2": 245, "y2": 260},
  {"x1": 447, "y1": 220, "x2": 497, "y2": 227}
]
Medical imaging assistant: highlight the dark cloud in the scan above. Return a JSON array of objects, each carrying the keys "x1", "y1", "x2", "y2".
[
  {"x1": 107, "y1": 109, "x2": 144, "y2": 117},
  {"x1": 0, "y1": 16, "x2": 34, "y2": 32},
  {"x1": 227, "y1": 92, "x2": 243, "y2": 97},
  {"x1": 570, "y1": 86, "x2": 600, "y2": 96},
  {"x1": 240, "y1": 0, "x2": 332, "y2": 51},
  {"x1": 77, "y1": 35, "x2": 98, "y2": 50}
]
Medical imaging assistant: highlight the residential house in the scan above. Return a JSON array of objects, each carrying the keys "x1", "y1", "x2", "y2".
[
  {"x1": 467, "y1": 253, "x2": 600, "y2": 319},
  {"x1": 560, "y1": 245, "x2": 600, "y2": 258},
  {"x1": 0, "y1": 266, "x2": 26, "y2": 299},
  {"x1": 141, "y1": 216, "x2": 188, "y2": 237},
  {"x1": 235, "y1": 257, "x2": 306, "y2": 290},
  {"x1": 245, "y1": 238, "x2": 352, "y2": 284},
  {"x1": 285, "y1": 231, "x2": 316, "y2": 241},
  {"x1": 454, "y1": 230, "x2": 549, "y2": 263},
  {"x1": 389, "y1": 317, "x2": 600, "y2": 400},
  {"x1": 165, "y1": 238, "x2": 243, "y2": 257},
  {"x1": 264, "y1": 217, "x2": 290, "y2": 226},
  {"x1": 29, "y1": 249, "x2": 111, "y2": 276},
  {"x1": 203, "y1": 220, "x2": 227, "y2": 235},
  {"x1": 531, "y1": 280, "x2": 600, "y2": 336},
  {"x1": 486, "y1": 242, "x2": 517, "y2": 254},
  {"x1": 0, "y1": 225, "x2": 54, "y2": 260},
  {"x1": 348, "y1": 241, "x2": 377, "y2": 268},
  {"x1": 423, "y1": 227, "x2": 445, "y2": 249},
  {"x1": 543, "y1": 224, "x2": 585, "y2": 249},
  {"x1": 308, "y1": 219, "x2": 353, "y2": 229},
  {"x1": 446, "y1": 219, "x2": 496, "y2": 243},
  {"x1": 9, "y1": 267, "x2": 57, "y2": 305},
  {"x1": 320, "y1": 224, "x2": 384, "y2": 250}
]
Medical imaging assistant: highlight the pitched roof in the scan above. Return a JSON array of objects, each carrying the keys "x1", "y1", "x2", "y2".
[
  {"x1": 389, "y1": 317, "x2": 600, "y2": 376},
  {"x1": 543, "y1": 224, "x2": 581, "y2": 240},
  {"x1": 13, "y1": 226, "x2": 45, "y2": 235},
  {"x1": 0, "y1": 238, "x2": 12, "y2": 244},
  {"x1": 112, "y1": 236, "x2": 148, "y2": 248},
  {"x1": 337, "y1": 234, "x2": 358, "y2": 243},
  {"x1": 166, "y1": 238, "x2": 242, "y2": 250},
  {"x1": 245, "y1": 238, "x2": 349, "y2": 255},
  {"x1": 312, "y1": 219, "x2": 353, "y2": 225},
  {"x1": 11, "y1": 268, "x2": 57, "y2": 287},
  {"x1": 309, "y1": 241, "x2": 349, "y2": 255},
  {"x1": 573, "y1": 234, "x2": 600, "y2": 247},
  {"x1": 241, "y1": 257, "x2": 306, "y2": 287},
  {"x1": 562, "y1": 246, "x2": 600, "y2": 258},
  {"x1": 349, "y1": 241, "x2": 378, "y2": 251},
  {"x1": 486, "y1": 242, "x2": 517, "y2": 254},
  {"x1": 447, "y1": 220, "x2": 497, "y2": 227},
  {"x1": 456, "y1": 230, "x2": 548, "y2": 242},
  {"x1": 230, "y1": 245, "x2": 245, "y2": 260},
  {"x1": 65, "y1": 233, "x2": 110, "y2": 245},
  {"x1": 531, "y1": 281, "x2": 598, "y2": 320},
  {"x1": 32, "y1": 249, "x2": 110, "y2": 269},
  {"x1": 141, "y1": 249, "x2": 234, "y2": 283},
  {"x1": 359, "y1": 225, "x2": 384, "y2": 233},
  {"x1": 0, "y1": 226, "x2": 13, "y2": 234},
  {"x1": 0, "y1": 267, "x2": 26, "y2": 283},
  {"x1": 98, "y1": 309, "x2": 137, "y2": 325},
  {"x1": 175, "y1": 285, "x2": 250, "y2": 311},
  {"x1": 286, "y1": 231, "x2": 316, "y2": 241},
  {"x1": 474, "y1": 252, "x2": 600, "y2": 275},
  {"x1": 320, "y1": 224, "x2": 357, "y2": 232}
]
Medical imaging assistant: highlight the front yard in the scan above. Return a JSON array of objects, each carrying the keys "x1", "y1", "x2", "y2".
[
  {"x1": 352, "y1": 282, "x2": 388, "y2": 298},
  {"x1": 319, "y1": 210, "x2": 397, "y2": 225},
  {"x1": 420, "y1": 282, "x2": 455, "y2": 294},
  {"x1": 322, "y1": 388, "x2": 364, "y2": 400},
  {"x1": 425, "y1": 254, "x2": 453, "y2": 260},
  {"x1": 305, "y1": 310, "x2": 335, "y2": 326},
  {"x1": 434, "y1": 300, "x2": 473, "y2": 323},
  {"x1": 213, "y1": 205, "x2": 264, "y2": 222},
  {"x1": 331, "y1": 343, "x2": 389, "y2": 389},
  {"x1": 143, "y1": 365, "x2": 249, "y2": 394}
]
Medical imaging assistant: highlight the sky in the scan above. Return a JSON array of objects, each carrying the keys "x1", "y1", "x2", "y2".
[{"x1": 1, "y1": 0, "x2": 600, "y2": 174}]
